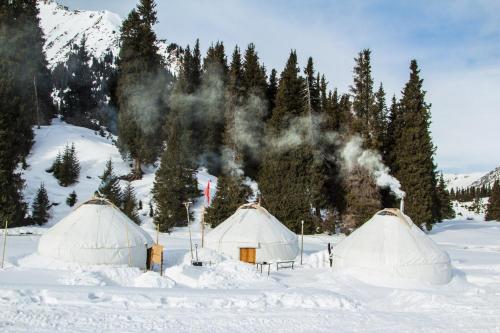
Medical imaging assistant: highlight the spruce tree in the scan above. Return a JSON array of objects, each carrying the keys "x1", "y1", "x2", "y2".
[
  {"x1": 205, "y1": 174, "x2": 251, "y2": 228},
  {"x1": 223, "y1": 46, "x2": 245, "y2": 160},
  {"x1": 350, "y1": 49, "x2": 375, "y2": 146},
  {"x1": 259, "y1": 50, "x2": 316, "y2": 233},
  {"x1": 197, "y1": 41, "x2": 227, "y2": 175},
  {"x1": 239, "y1": 43, "x2": 268, "y2": 178},
  {"x1": 0, "y1": 0, "x2": 56, "y2": 226},
  {"x1": 149, "y1": 201, "x2": 154, "y2": 218},
  {"x1": 117, "y1": 0, "x2": 168, "y2": 178},
  {"x1": 122, "y1": 182, "x2": 140, "y2": 224},
  {"x1": 152, "y1": 120, "x2": 199, "y2": 232},
  {"x1": 485, "y1": 180, "x2": 500, "y2": 221},
  {"x1": 266, "y1": 68, "x2": 278, "y2": 117},
  {"x1": 66, "y1": 190, "x2": 77, "y2": 207},
  {"x1": 98, "y1": 159, "x2": 122, "y2": 206},
  {"x1": 384, "y1": 95, "x2": 400, "y2": 168},
  {"x1": 61, "y1": 36, "x2": 96, "y2": 126},
  {"x1": 32, "y1": 183, "x2": 50, "y2": 225},
  {"x1": 393, "y1": 60, "x2": 438, "y2": 230},
  {"x1": 51, "y1": 143, "x2": 80, "y2": 186},
  {"x1": 372, "y1": 83, "x2": 388, "y2": 152},
  {"x1": 436, "y1": 173, "x2": 455, "y2": 220}
]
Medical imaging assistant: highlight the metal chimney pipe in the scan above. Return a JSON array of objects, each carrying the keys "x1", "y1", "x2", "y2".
[{"x1": 400, "y1": 197, "x2": 405, "y2": 213}]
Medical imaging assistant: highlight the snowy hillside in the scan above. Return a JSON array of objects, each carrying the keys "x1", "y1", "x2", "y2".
[
  {"x1": 38, "y1": 0, "x2": 178, "y2": 71},
  {"x1": 21, "y1": 118, "x2": 216, "y2": 229},
  {"x1": 443, "y1": 172, "x2": 485, "y2": 191},
  {"x1": 39, "y1": 0, "x2": 121, "y2": 68},
  {"x1": 471, "y1": 166, "x2": 500, "y2": 188}
]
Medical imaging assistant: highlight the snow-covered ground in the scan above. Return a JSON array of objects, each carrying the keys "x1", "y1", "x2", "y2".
[
  {"x1": 1, "y1": 218, "x2": 500, "y2": 332},
  {"x1": 2, "y1": 120, "x2": 499, "y2": 332},
  {"x1": 20, "y1": 118, "x2": 216, "y2": 229}
]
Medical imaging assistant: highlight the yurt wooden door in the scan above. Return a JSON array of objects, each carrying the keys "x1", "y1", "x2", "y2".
[{"x1": 239, "y1": 248, "x2": 256, "y2": 263}]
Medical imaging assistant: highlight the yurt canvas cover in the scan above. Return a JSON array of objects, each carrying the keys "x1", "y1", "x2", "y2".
[
  {"x1": 333, "y1": 208, "x2": 452, "y2": 284},
  {"x1": 38, "y1": 199, "x2": 154, "y2": 268},
  {"x1": 205, "y1": 203, "x2": 299, "y2": 263}
]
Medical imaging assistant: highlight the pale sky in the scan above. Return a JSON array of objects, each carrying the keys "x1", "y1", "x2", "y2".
[{"x1": 60, "y1": 0, "x2": 500, "y2": 174}]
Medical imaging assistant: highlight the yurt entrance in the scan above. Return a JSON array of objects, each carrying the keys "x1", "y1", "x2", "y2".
[{"x1": 239, "y1": 248, "x2": 256, "y2": 263}]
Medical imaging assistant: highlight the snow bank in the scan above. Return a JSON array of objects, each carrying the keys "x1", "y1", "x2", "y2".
[
  {"x1": 164, "y1": 248, "x2": 277, "y2": 289},
  {"x1": 134, "y1": 271, "x2": 175, "y2": 288},
  {"x1": 306, "y1": 250, "x2": 331, "y2": 269}
]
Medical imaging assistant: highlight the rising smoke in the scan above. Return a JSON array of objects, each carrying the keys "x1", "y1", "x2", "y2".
[
  {"x1": 166, "y1": 67, "x2": 405, "y2": 199},
  {"x1": 340, "y1": 136, "x2": 405, "y2": 199}
]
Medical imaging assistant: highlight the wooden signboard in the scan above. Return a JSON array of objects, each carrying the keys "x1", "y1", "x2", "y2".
[{"x1": 148, "y1": 244, "x2": 164, "y2": 275}]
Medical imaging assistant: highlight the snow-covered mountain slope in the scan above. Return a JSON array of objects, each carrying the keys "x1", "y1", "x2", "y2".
[
  {"x1": 38, "y1": 0, "x2": 178, "y2": 72},
  {"x1": 443, "y1": 172, "x2": 485, "y2": 191},
  {"x1": 39, "y1": 0, "x2": 121, "y2": 68},
  {"x1": 21, "y1": 119, "x2": 216, "y2": 228},
  {"x1": 471, "y1": 166, "x2": 500, "y2": 188}
]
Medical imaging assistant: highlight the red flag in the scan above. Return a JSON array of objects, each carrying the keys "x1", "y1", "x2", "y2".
[{"x1": 204, "y1": 180, "x2": 211, "y2": 206}]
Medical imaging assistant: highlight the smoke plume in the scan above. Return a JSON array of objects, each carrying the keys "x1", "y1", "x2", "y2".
[{"x1": 340, "y1": 136, "x2": 405, "y2": 199}]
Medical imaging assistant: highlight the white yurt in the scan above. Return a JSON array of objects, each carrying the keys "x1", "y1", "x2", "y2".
[
  {"x1": 333, "y1": 208, "x2": 452, "y2": 285},
  {"x1": 38, "y1": 198, "x2": 154, "y2": 268},
  {"x1": 205, "y1": 203, "x2": 299, "y2": 263}
]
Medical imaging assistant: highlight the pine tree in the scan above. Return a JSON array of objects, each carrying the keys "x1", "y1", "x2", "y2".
[
  {"x1": 152, "y1": 120, "x2": 199, "y2": 232},
  {"x1": 372, "y1": 83, "x2": 388, "y2": 152},
  {"x1": 98, "y1": 159, "x2": 122, "y2": 205},
  {"x1": 51, "y1": 143, "x2": 80, "y2": 186},
  {"x1": 303, "y1": 58, "x2": 331, "y2": 227},
  {"x1": 266, "y1": 68, "x2": 278, "y2": 117},
  {"x1": 259, "y1": 50, "x2": 316, "y2": 233},
  {"x1": 61, "y1": 36, "x2": 97, "y2": 126},
  {"x1": 205, "y1": 174, "x2": 251, "y2": 228},
  {"x1": 0, "y1": 0, "x2": 56, "y2": 227},
  {"x1": 149, "y1": 201, "x2": 154, "y2": 217},
  {"x1": 393, "y1": 60, "x2": 438, "y2": 230},
  {"x1": 436, "y1": 173, "x2": 455, "y2": 220},
  {"x1": 117, "y1": 0, "x2": 168, "y2": 178},
  {"x1": 66, "y1": 190, "x2": 77, "y2": 207},
  {"x1": 32, "y1": 183, "x2": 50, "y2": 225},
  {"x1": 239, "y1": 43, "x2": 268, "y2": 178},
  {"x1": 350, "y1": 49, "x2": 375, "y2": 146},
  {"x1": 122, "y1": 182, "x2": 140, "y2": 224},
  {"x1": 197, "y1": 41, "x2": 227, "y2": 175},
  {"x1": 485, "y1": 180, "x2": 500, "y2": 221},
  {"x1": 223, "y1": 46, "x2": 245, "y2": 159},
  {"x1": 384, "y1": 95, "x2": 400, "y2": 169}
]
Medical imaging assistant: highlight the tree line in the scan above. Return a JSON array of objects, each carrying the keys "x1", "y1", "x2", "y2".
[
  {"x1": 0, "y1": 0, "x2": 456, "y2": 231},
  {"x1": 114, "y1": 0, "x2": 454, "y2": 232}
]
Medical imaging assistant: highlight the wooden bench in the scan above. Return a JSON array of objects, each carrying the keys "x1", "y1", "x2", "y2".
[
  {"x1": 255, "y1": 262, "x2": 271, "y2": 275},
  {"x1": 276, "y1": 260, "x2": 295, "y2": 271}
]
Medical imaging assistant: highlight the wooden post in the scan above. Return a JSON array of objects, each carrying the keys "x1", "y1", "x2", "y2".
[
  {"x1": 300, "y1": 220, "x2": 304, "y2": 265},
  {"x1": 1, "y1": 219, "x2": 8, "y2": 269},
  {"x1": 201, "y1": 206, "x2": 205, "y2": 248},
  {"x1": 156, "y1": 222, "x2": 159, "y2": 244},
  {"x1": 160, "y1": 251, "x2": 163, "y2": 276},
  {"x1": 183, "y1": 201, "x2": 194, "y2": 260}
]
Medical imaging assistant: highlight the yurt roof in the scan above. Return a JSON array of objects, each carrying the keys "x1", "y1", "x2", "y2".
[
  {"x1": 205, "y1": 203, "x2": 297, "y2": 246},
  {"x1": 332, "y1": 208, "x2": 451, "y2": 284},
  {"x1": 39, "y1": 198, "x2": 153, "y2": 251}
]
